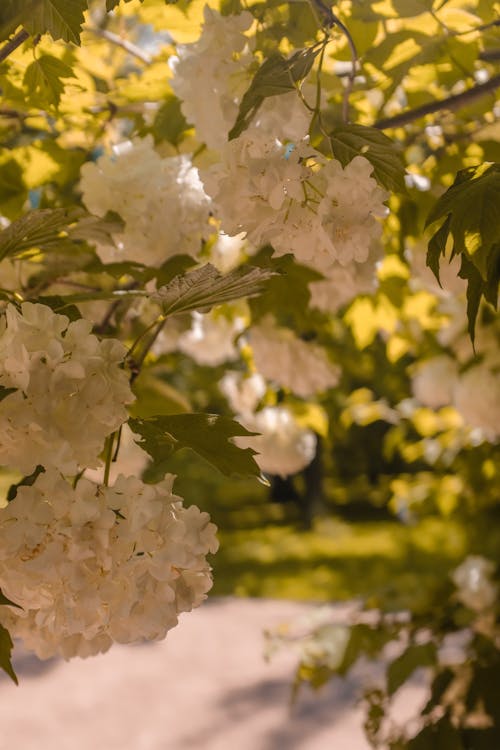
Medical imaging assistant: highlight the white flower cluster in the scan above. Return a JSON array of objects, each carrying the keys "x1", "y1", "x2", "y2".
[
  {"x1": 237, "y1": 406, "x2": 317, "y2": 477},
  {"x1": 170, "y1": 8, "x2": 255, "y2": 150},
  {"x1": 177, "y1": 310, "x2": 245, "y2": 367},
  {"x1": 202, "y1": 132, "x2": 388, "y2": 271},
  {"x1": 248, "y1": 317, "x2": 340, "y2": 398},
  {"x1": 79, "y1": 136, "x2": 212, "y2": 266},
  {"x1": 410, "y1": 323, "x2": 500, "y2": 442},
  {"x1": 0, "y1": 303, "x2": 134, "y2": 475},
  {"x1": 0, "y1": 470, "x2": 218, "y2": 659},
  {"x1": 171, "y1": 8, "x2": 310, "y2": 149},
  {"x1": 452, "y1": 555, "x2": 498, "y2": 612}
]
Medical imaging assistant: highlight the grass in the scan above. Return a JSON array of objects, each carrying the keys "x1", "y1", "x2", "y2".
[{"x1": 163, "y1": 450, "x2": 481, "y2": 609}]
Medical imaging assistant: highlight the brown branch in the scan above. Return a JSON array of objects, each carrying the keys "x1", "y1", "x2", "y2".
[
  {"x1": 374, "y1": 73, "x2": 500, "y2": 130},
  {"x1": 84, "y1": 26, "x2": 152, "y2": 64},
  {"x1": 0, "y1": 29, "x2": 29, "y2": 65}
]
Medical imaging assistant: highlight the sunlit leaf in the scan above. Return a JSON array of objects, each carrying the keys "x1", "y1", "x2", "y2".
[
  {"x1": 23, "y1": 54, "x2": 74, "y2": 106},
  {"x1": 24, "y1": 0, "x2": 87, "y2": 44},
  {"x1": 229, "y1": 46, "x2": 320, "y2": 139},
  {"x1": 330, "y1": 124, "x2": 406, "y2": 193},
  {"x1": 152, "y1": 263, "x2": 276, "y2": 317}
]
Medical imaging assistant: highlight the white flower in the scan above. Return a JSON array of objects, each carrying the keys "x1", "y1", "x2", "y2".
[
  {"x1": 0, "y1": 303, "x2": 134, "y2": 474},
  {"x1": 248, "y1": 317, "x2": 340, "y2": 398},
  {"x1": 171, "y1": 8, "x2": 311, "y2": 148},
  {"x1": 170, "y1": 8, "x2": 255, "y2": 150},
  {"x1": 177, "y1": 310, "x2": 245, "y2": 366},
  {"x1": 202, "y1": 136, "x2": 388, "y2": 271},
  {"x1": 411, "y1": 356, "x2": 458, "y2": 409},
  {"x1": 79, "y1": 136, "x2": 212, "y2": 266},
  {"x1": 452, "y1": 555, "x2": 497, "y2": 612},
  {"x1": 236, "y1": 406, "x2": 317, "y2": 477},
  {"x1": 208, "y1": 232, "x2": 252, "y2": 274},
  {"x1": 219, "y1": 370, "x2": 266, "y2": 416},
  {"x1": 452, "y1": 362, "x2": 500, "y2": 442},
  {"x1": 308, "y1": 248, "x2": 381, "y2": 313},
  {"x1": 0, "y1": 470, "x2": 218, "y2": 659}
]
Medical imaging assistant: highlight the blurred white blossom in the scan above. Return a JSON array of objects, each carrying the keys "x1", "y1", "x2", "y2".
[
  {"x1": 452, "y1": 555, "x2": 498, "y2": 612},
  {"x1": 249, "y1": 317, "x2": 340, "y2": 397},
  {"x1": 79, "y1": 136, "x2": 212, "y2": 266},
  {"x1": 237, "y1": 406, "x2": 317, "y2": 477}
]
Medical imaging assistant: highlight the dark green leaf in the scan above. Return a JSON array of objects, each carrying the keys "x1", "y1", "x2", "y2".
[
  {"x1": 7, "y1": 465, "x2": 45, "y2": 502},
  {"x1": 23, "y1": 54, "x2": 73, "y2": 106},
  {"x1": 426, "y1": 214, "x2": 451, "y2": 284},
  {"x1": 0, "y1": 386, "x2": 16, "y2": 402},
  {"x1": 337, "y1": 624, "x2": 395, "y2": 676},
  {"x1": 0, "y1": 159, "x2": 27, "y2": 219},
  {"x1": 408, "y1": 715, "x2": 464, "y2": 749},
  {"x1": 387, "y1": 642, "x2": 437, "y2": 696},
  {"x1": 24, "y1": 0, "x2": 87, "y2": 44},
  {"x1": 0, "y1": 624, "x2": 18, "y2": 684},
  {"x1": 330, "y1": 124, "x2": 406, "y2": 193},
  {"x1": 0, "y1": 207, "x2": 81, "y2": 260},
  {"x1": 129, "y1": 413, "x2": 261, "y2": 478},
  {"x1": 153, "y1": 95, "x2": 189, "y2": 146},
  {"x1": 67, "y1": 210, "x2": 124, "y2": 245},
  {"x1": 229, "y1": 46, "x2": 320, "y2": 139},
  {"x1": 425, "y1": 163, "x2": 500, "y2": 279},
  {"x1": 0, "y1": 589, "x2": 22, "y2": 609},
  {"x1": 249, "y1": 247, "x2": 324, "y2": 326},
  {"x1": 152, "y1": 263, "x2": 276, "y2": 317}
]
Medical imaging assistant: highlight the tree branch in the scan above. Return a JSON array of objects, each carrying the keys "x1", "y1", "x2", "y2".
[
  {"x1": 84, "y1": 27, "x2": 152, "y2": 65},
  {"x1": 0, "y1": 29, "x2": 29, "y2": 65},
  {"x1": 374, "y1": 73, "x2": 500, "y2": 130}
]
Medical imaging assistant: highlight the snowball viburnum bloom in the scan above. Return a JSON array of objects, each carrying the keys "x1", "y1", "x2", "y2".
[
  {"x1": 79, "y1": 136, "x2": 213, "y2": 266},
  {"x1": 177, "y1": 310, "x2": 245, "y2": 367},
  {"x1": 411, "y1": 356, "x2": 459, "y2": 410},
  {"x1": 202, "y1": 135, "x2": 388, "y2": 272},
  {"x1": 236, "y1": 406, "x2": 317, "y2": 477},
  {"x1": 171, "y1": 8, "x2": 255, "y2": 150},
  {"x1": 452, "y1": 362, "x2": 500, "y2": 442},
  {"x1": 451, "y1": 555, "x2": 498, "y2": 612},
  {"x1": 171, "y1": 8, "x2": 311, "y2": 148},
  {"x1": 248, "y1": 317, "x2": 340, "y2": 398},
  {"x1": 0, "y1": 470, "x2": 218, "y2": 659},
  {"x1": 0, "y1": 302, "x2": 134, "y2": 474}
]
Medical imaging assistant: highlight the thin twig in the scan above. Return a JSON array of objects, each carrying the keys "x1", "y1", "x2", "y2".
[
  {"x1": 374, "y1": 73, "x2": 500, "y2": 129},
  {"x1": 0, "y1": 29, "x2": 30, "y2": 65},
  {"x1": 309, "y1": 0, "x2": 358, "y2": 123},
  {"x1": 84, "y1": 26, "x2": 152, "y2": 65}
]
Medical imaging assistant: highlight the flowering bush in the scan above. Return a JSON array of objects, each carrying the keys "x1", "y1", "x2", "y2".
[{"x1": 0, "y1": 1, "x2": 499, "y2": 747}]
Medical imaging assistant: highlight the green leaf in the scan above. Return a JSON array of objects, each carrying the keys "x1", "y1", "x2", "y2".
[
  {"x1": 458, "y1": 243, "x2": 500, "y2": 342},
  {"x1": 0, "y1": 207, "x2": 112, "y2": 261},
  {"x1": 0, "y1": 386, "x2": 16, "y2": 402},
  {"x1": 408, "y1": 715, "x2": 464, "y2": 750},
  {"x1": 23, "y1": 54, "x2": 73, "y2": 106},
  {"x1": 67, "y1": 210, "x2": 125, "y2": 245},
  {"x1": 24, "y1": 0, "x2": 87, "y2": 45},
  {"x1": 0, "y1": 624, "x2": 18, "y2": 685},
  {"x1": 153, "y1": 94, "x2": 189, "y2": 146},
  {"x1": 129, "y1": 413, "x2": 261, "y2": 478},
  {"x1": 387, "y1": 642, "x2": 437, "y2": 696},
  {"x1": 229, "y1": 46, "x2": 320, "y2": 140},
  {"x1": 0, "y1": 589, "x2": 22, "y2": 609},
  {"x1": 426, "y1": 214, "x2": 451, "y2": 284},
  {"x1": 7, "y1": 465, "x2": 45, "y2": 502},
  {"x1": 249, "y1": 247, "x2": 324, "y2": 326},
  {"x1": 426, "y1": 163, "x2": 500, "y2": 279},
  {"x1": 0, "y1": 158, "x2": 27, "y2": 219},
  {"x1": 152, "y1": 263, "x2": 276, "y2": 317},
  {"x1": 330, "y1": 124, "x2": 406, "y2": 193}
]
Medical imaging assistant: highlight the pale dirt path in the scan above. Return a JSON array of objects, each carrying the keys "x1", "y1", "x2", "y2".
[{"x1": 0, "y1": 597, "x2": 422, "y2": 750}]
